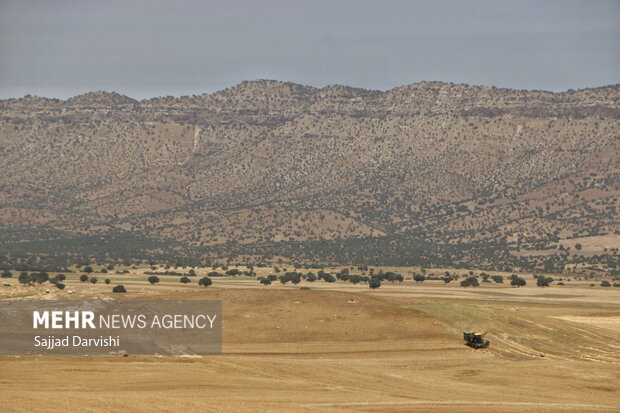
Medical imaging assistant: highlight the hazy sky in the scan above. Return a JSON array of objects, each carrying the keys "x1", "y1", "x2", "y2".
[{"x1": 1, "y1": 0, "x2": 618, "y2": 99}]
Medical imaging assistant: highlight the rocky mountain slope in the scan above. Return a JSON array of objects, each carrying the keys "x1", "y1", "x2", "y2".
[{"x1": 1, "y1": 80, "x2": 618, "y2": 271}]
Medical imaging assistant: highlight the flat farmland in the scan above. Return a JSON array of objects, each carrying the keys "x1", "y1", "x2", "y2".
[{"x1": 1, "y1": 274, "x2": 619, "y2": 412}]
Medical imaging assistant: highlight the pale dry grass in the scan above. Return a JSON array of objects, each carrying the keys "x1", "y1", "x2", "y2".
[{"x1": 1, "y1": 282, "x2": 619, "y2": 412}]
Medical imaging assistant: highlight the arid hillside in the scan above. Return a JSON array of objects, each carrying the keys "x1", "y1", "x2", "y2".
[{"x1": 0, "y1": 81, "x2": 619, "y2": 271}]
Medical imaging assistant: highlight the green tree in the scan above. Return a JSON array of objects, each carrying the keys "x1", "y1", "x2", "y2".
[
  {"x1": 322, "y1": 274, "x2": 336, "y2": 283},
  {"x1": 199, "y1": 277, "x2": 212, "y2": 287},
  {"x1": 369, "y1": 278, "x2": 381, "y2": 289},
  {"x1": 18, "y1": 273, "x2": 33, "y2": 285},
  {"x1": 32, "y1": 272, "x2": 49, "y2": 284},
  {"x1": 460, "y1": 277, "x2": 479, "y2": 287},
  {"x1": 536, "y1": 276, "x2": 553, "y2": 287}
]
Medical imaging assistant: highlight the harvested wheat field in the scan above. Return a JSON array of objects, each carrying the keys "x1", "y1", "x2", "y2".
[{"x1": 1, "y1": 280, "x2": 619, "y2": 412}]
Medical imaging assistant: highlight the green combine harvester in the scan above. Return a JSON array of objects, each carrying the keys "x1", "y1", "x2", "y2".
[{"x1": 463, "y1": 331, "x2": 489, "y2": 348}]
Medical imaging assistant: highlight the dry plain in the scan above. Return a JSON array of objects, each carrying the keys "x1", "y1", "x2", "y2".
[{"x1": 1, "y1": 270, "x2": 619, "y2": 412}]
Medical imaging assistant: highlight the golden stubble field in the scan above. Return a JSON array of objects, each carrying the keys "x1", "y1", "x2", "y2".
[{"x1": 1, "y1": 274, "x2": 619, "y2": 412}]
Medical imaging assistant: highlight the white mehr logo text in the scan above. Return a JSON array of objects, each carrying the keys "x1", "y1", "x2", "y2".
[{"x1": 33, "y1": 311, "x2": 96, "y2": 329}]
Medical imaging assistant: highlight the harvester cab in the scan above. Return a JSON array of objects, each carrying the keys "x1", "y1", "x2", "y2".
[{"x1": 463, "y1": 331, "x2": 489, "y2": 348}]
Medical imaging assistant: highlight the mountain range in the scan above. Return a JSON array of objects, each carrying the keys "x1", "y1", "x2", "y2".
[{"x1": 1, "y1": 80, "x2": 618, "y2": 272}]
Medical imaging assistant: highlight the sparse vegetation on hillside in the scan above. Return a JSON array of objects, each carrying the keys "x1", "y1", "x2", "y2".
[{"x1": 0, "y1": 81, "x2": 618, "y2": 271}]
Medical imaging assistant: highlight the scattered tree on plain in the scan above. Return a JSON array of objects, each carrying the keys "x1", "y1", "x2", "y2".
[
  {"x1": 460, "y1": 277, "x2": 479, "y2": 287},
  {"x1": 369, "y1": 278, "x2": 381, "y2": 289},
  {"x1": 18, "y1": 273, "x2": 34, "y2": 286},
  {"x1": 199, "y1": 276, "x2": 212, "y2": 287},
  {"x1": 536, "y1": 276, "x2": 554, "y2": 287},
  {"x1": 510, "y1": 275, "x2": 526, "y2": 287}
]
